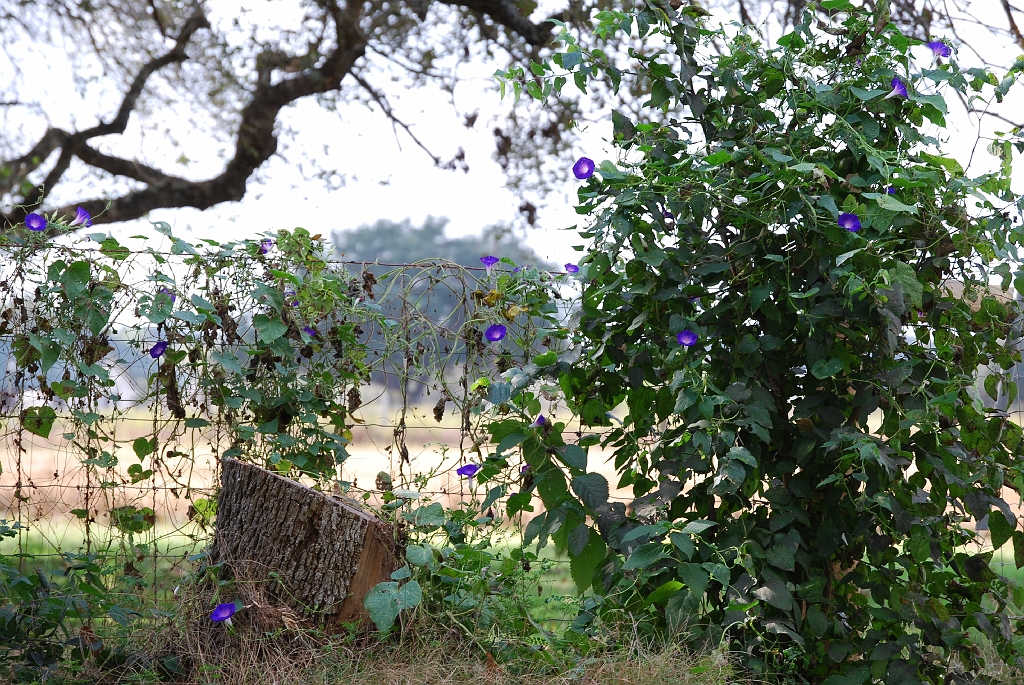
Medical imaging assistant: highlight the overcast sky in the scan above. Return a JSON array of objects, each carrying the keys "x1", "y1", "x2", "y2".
[{"x1": 6, "y1": 0, "x2": 1024, "y2": 262}]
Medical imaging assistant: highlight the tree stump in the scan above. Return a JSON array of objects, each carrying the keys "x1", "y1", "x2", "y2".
[{"x1": 211, "y1": 458, "x2": 400, "y2": 628}]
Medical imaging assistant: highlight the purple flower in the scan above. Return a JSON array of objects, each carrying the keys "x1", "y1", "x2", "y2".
[
  {"x1": 302, "y1": 326, "x2": 318, "y2": 337},
  {"x1": 676, "y1": 330, "x2": 698, "y2": 347},
  {"x1": 210, "y1": 602, "x2": 237, "y2": 626},
  {"x1": 149, "y1": 341, "x2": 169, "y2": 358},
  {"x1": 663, "y1": 209, "x2": 675, "y2": 220},
  {"x1": 925, "y1": 41, "x2": 951, "y2": 58},
  {"x1": 520, "y1": 464, "x2": 531, "y2": 474},
  {"x1": 838, "y1": 213, "x2": 862, "y2": 232},
  {"x1": 564, "y1": 263, "x2": 580, "y2": 274},
  {"x1": 485, "y1": 324, "x2": 507, "y2": 342},
  {"x1": 572, "y1": 157, "x2": 595, "y2": 180},
  {"x1": 284, "y1": 290, "x2": 299, "y2": 307},
  {"x1": 457, "y1": 463, "x2": 482, "y2": 478},
  {"x1": 885, "y1": 187, "x2": 897, "y2": 195},
  {"x1": 884, "y1": 77, "x2": 907, "y2": 100},
  {"x1": 530, "y1": 415, "x2": 546, "y2": 427},
  {"x1": 69, "y1": 207, "x2": 92, "y2": 228},
  {"x1": 259, "y1": 238, "x2": 273, "y2": 255},
  {"x1": 25, "y1": 213, "x2": 47, "y2": 232},
  {"x1": 157, "y1": 287, "x2": 176, "y2": 303},
  {"x1": 480, "y1": 255, "x2": 499, "y2": 278}
]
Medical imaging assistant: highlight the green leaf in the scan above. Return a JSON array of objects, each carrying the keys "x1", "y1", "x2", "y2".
[
  {"x1": 212, "y1": 350, "x2": 244, "y2": 376},
  {"x1": 669, "y1": 531, "x2": 695, "y2": 559},
  {"x1": 836, "y1": 248, "x2": 863, "y2": 266},
  {"x1": 806, "y1": 605, "x2": 828, "y2": 638},
  {"x1": 766, "y1": 545, "x2": 796, "y2": 571},
  {"x1": 850, "y1": 86, "x2": 887, "y2": 101},
  {"x1": 60, "y1": 261, "x2": 91, "y2": 300},
  {"x1": 876, "y1": 194, "x2": 919, "y2": 215},
  {"x1": 680, "y1": 519, "x2": 717, "y2": 535},
  {"x1": 728, "y1": 445, "x2": 756, "y2": 467},
  {"x1": 533, "y1": 351, "x2": 557, "y2": 366},
  {"x1": 557, "y1": 444, "x2": 588, "y2": 470},
  {"x1": 753, "y1": 570, "x2": 794, "y2": 611},
  {"x1": 132, "y1": 437, "x2": 156, "y2": 460},
  {"x1": 811, "y1": 358, "x2": 844, "y2": 379},
  {"x1": 1013, "y1": 530, "x2": 1024, "y2": 569},
  {"x1": 646, "y1": 580, "x2": 683, "y2": 607},
  {"x1": 253, "y1": 314, "x2": 288, "y2": 343},
  {"x1": 569, "y1": 528, "x2": 606, "y2": 593},
  {"x1": 678, "y1": 562, "x2": 710, "y2": 597},
  {"x1": 788, "y1": 162, "x2": 817, "y2": 172},
  {"x1": 623, "y1": 542, "x2": 669, "y2": 571},
  {"x1": 99, "y1": 237, "x2": 130, "y2": 261},
  {"x1": 23, "y1": 406, "x2": 57, "y2": 439},
  {"x1": 363, "y1": 582, "x2": 401, "y2": 631},
  {"x1": 405, "y1": 502, "x2": 445, "y2": 529},
  {"x1": 704, "y1": 151, "x2": 732, "y2": 166},
  {"x1": 920, "y1": 152, "x2": 964, "y2": 176},
  {"x1": 612, "y1": 110, "x2": 636, "y2": 140},
  {"x1": 989, "y1": 510, "x2": 1014, "y2": 551},
  {"x1": 572, "y1": 473, "x2": 610, "y2": 510},
  {"x1": 888, "y1": 261, "x2": 923, "y2": 309},
  {"x1": 406, "y1": 544, "x2": 433, "y2": 566},
  {"x1": 985, "y1": 374, "x2": 1000, "y2": 402}
]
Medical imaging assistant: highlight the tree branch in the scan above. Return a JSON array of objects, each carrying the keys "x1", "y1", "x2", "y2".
[
  {"x1": 1000, "y1": 0, "x2": 1024, "y2": 51},
  {"x1": 352, "y1": 73, "x2": 442, "y2": 165},
  {"x1": 440, "y1": 0, "x2": 555, "y2": 46},
  {"x1": 2, "y1": 9, "x2": 209, "y2": 221}
]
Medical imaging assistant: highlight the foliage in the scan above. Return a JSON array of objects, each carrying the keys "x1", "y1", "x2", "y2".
[{"x1": 487, "y1": 4, "x2": 1024, "y2": 683}]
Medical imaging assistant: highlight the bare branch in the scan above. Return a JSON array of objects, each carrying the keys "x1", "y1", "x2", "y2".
[
  {"x1": 352, "y1": 73, "x2": 443, "y2": 165},
  {"x1": 1000, "y1": 0, "x2": 1024, "y2": 51},
  {"x1": 439, "y1": 0, "x2": 555, "y2": 46}
]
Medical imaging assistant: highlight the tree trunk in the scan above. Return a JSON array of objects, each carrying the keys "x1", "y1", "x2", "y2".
[{"x1": 211, "y1": 458, "x2": 399, "y2": 628}]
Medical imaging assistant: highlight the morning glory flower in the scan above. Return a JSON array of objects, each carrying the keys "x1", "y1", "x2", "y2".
[
  {"x1": 157, "y1": 287, "x2": 176, "y2": 303},
  {"x1": 485, "y1": 324, "x2": 507, "y2": 342},
  {"x1": 210, "y1": 602, "x2": 237, "y2": 626},
  {"x1": 564, "y1": 263, "x2": 580, "y2": 273},
  {"x1": 885, "y1": 187, "x2": 897, "y2": 195},
  {"x1": 456, "y1": 463, "x2": 482, "y2": 478},
  {"x1": 69, "y1": 207, "x2": 92, "y2": 227},
  {"x1": 259, "y1": 238, "x2": 273, "y2": 255},
  {"x1": 284, "y1": 290, "x2": 299, "y2": 307},
  {"x1": 838, "y1": 213, "x2": 862, "y2": 232},
  {"x1": 25, "y1": 213, "x2": 47, "y2": 232},
  {"x1": 676, "y1": 330, "x2": 698, "y2": 347},
  {"x1": 150, "y1": 341, "x2": 169, "y2": 358},
  {"x1": 520, "y1": 464, "x2": 531, "y2": 474},
  {"x1": 572, "y1": 157, "x2": 595, "y2": 180},
  {"x1": 480, "y1": 255, "x2": 499, "y2": 278},
  {"x1": 302, "y1": 326, "x2": 318, "y2": 337},
  {"x1": 925, "y1": 41, "x2": 951, "y2": 58},
  {"x1": 884, "y1": 77, "x2": 907, "y2": 100},
  {"x1": 531, "y1": 415, "x2": 546, "y2": 427}
]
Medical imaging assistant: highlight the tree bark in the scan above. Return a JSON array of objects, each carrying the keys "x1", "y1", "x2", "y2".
[{"x1": 211, "y1": 459, "x2": 399, "y2": 628}]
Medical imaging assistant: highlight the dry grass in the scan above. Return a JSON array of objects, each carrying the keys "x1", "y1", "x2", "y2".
[{"x1": 44, "y1": 569, "x2": 746, "y2": 685}]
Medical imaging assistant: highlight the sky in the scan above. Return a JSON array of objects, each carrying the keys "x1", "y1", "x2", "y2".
[{"x1": 3, "y1": 0, "x2": 1024, "y2": 262}]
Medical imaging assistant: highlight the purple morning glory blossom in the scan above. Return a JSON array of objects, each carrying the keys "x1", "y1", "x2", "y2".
[
  {"x1": 157, "y1": 287, "x2": 176, "y2": 303},
  {"x1": 572, "y1": 157, "x2": 595, "y2": 180},
  {"x1": 302, "y1": 326, "x2": 318, "y2": 337},
  {"x1": 149, "y1": 341, "x2": 168, "y2": 358},
  {"x1": 676, "y1": 330, "x2": 698, "y2": 347},
  {"x1": 885, "y1": 187, "x2": 897, "y2": 195},
  {"x1": 457, "y1": 463, "x2": 482, "y2": 478},
  {"x1": 530, "y1": 415, "x2": 546, "y2": 427},
  {"x1": 480, "y1": 255, "x2": 499, "y2": 278},
  {"x1": 520, "y1": 464, "x2": 531, "y2": 474},
  {"x1": 210, "y1": 602, "x2": 237, "y2": 626},
  {"x1": 925, "y1": 41, "x2": 951, "y2": 58},
  {"x1": 564, "y1": 263, "x2": 580, "y2": 273},
  {"x1": 884, "y1": 77, "x2": 907, "y2": 100},
  {"x1": 259, "y1": 238, "x2": 273, "y2": 255},
  {"x1": 69, "y1": 207, "x2": 92, "y2": 227},
  {"x1": 485, "y1": 324, "x2": 507, "y2": 342},
  {"x1": 284, "y1": 290, "x2": 299, "y2": 307},
  {"x1": 838, "y1": 213, "x2": 862, "y2": 232},
  {"x1": 25, "y1": 213, "x2": 47, "y2": 232}
]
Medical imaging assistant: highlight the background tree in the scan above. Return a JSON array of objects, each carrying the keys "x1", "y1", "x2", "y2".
[
  {"x1": 331, "y1": 216, "x2": 555, "y2": 402},
  {"x1": 1, "y1": 0, "x2": 1020, "y2": 233}
]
